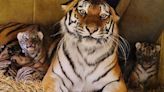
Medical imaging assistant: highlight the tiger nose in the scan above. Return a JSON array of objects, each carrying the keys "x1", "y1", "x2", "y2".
[{"x1": 86, "y1": 26, "x2": 98, "y2": 34}]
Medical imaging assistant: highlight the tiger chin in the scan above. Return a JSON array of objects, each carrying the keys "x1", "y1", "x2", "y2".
[{"x1": 42, "y1": 0, "x2": 127, "y2": 92}]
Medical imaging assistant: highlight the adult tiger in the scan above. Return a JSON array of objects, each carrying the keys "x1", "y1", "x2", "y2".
[{"x1": 42, "y1": 0, "x2": 127, "y2": 92}]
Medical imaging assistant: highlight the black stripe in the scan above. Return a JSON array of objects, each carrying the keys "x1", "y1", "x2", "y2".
[
  {"x1": 77, "y1": 45, "x2": 89, "y2": 67},
  {"x1": 65, "y1": 12, "x2": 68, "y2": 22},
  {"x1": 93, "y1": 61, "x2": 117, "y2": 83},
  {"x1": 63, "y1": 43, "x2": 82, "y2": 80},
  {"x1": 136, "y1": 64, "x2": 142, "y2": 73},
  {"x1": 0, "y1": 23, "x2": 20, "y2": 33},
  {"x1": 6, "y1": 24, "x2": 30, "y2": 36},
  {"x1": 6, "y1": 39, "x2": 18, "y2": 45},
  {"x1": 68, "y1": 10, "x2": 77, "y2": 25},
  {"x1": 85, "y1": 44, "x2": 115, "y2": 78},
  {"x1": 147, "y1": 72, "x2": 157, "y2": 80},
  {"x1": 134, "y1": 71, "x2": 140, "y2": 79},
  {"x1": 64, "y1": 16, "x2": 77, "y2": 37},
  {"x1": 60, "y1": 86, "x2": 64, "y2": 92},
  {"x1": 58, "y1": 56, "x2": 74, "y2": 86},
  {"x1": 93, "y1": 46, "x2": 115, "y2": 65},
  {"x1": 106, "y1": 20, "x2": 113, "y2": 32},
  {"x1": 89, "y1": 45, "x2": 115, "y2": 66},
  {"x1": 144, "y1": 62, "x2": 157, "y2": 70},
  {"x1": 86, "y1": 57, "x2": 114, "y2": 80},
  {"x1": 52, "y1": 67, "x2": 69, "y2": 91},
  {"x1": 97, "y1": 73, "x2": 121, "y2": 91},
  {"x1": 77, "y1": 44, "x2": 115, "y2": 66},
  {"x1": 147, "y1": 68, "x2": 156, "y2": 74},
  {"x1": 110, "y1": 22, "x2": 114, "y2": 35}
]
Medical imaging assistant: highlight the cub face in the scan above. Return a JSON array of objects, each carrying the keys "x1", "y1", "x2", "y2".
[{"x1": 17, "y1": 30, "x2": 43, "y2": 58}]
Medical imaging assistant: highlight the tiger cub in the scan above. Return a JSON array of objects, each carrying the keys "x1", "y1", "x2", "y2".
[
  {"x1": 12, "y1": 26, "x2": 50, "y2": 81},
  {"x1": 128, "y1": 42, "x2": 160, "y2": 90},
  {"x1": 43, "y1": 0, "x2": 127, "y2": 92}
]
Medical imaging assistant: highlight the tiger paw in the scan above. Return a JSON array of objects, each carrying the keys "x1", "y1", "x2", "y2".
[
  {"x1": 15, "y1": 67, "x2": 43, "y2": 82},
  {"x1": 11, "y1": 55, "x2": 32, "y2": 66},
  {"x1": 0, "y1": 47, "x2": 10, "y2": 61},
  {"x1": 0, "y1": 60, "x2": 11, "y2": 73}
]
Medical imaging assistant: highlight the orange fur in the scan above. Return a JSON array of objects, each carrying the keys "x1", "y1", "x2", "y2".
[
  {"x1": 0, "y1": 22, "x2": 31, "y2": 45},
  {"x1": 42, "y1": 0, "x2": 126, "y2": 91},
  {"x1": 42, "y1": 55, "x2": 58, "y2": 92}
]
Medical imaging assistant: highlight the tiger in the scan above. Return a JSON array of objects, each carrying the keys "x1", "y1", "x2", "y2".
[
  {"x1": 0, "y1": 23, "x2": 47, "y2": 79},
  {"x1": 11, "y1": 26, "x2": 50, "y2": 81},
  {"x1": 42, "y1": 0, "x2": 127, "y2": 92},
  {"x1": 128, "y1": 42, "x2": 160, "y2": 91}
]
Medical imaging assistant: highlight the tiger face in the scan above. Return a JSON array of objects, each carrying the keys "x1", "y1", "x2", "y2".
[
  {"x1": 17, "y1": 29, "x2": 43, "y2": 58},
  {"x1": 135, "y1": 42, "x2": 160, "y2": 66},
  {"x1": 61, "y1": 0, "x2": 119, "y2": 44}
]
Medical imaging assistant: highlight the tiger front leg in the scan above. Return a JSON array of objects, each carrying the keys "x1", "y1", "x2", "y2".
[
  {"x1": 0, "y1": 60, "x2": 11, "y2": 73},
  {"x1": 42, "y1": 64, "x2": 69, "y2": 92},
  {"x1": 11, "y1": 55, "x2": 32, "y2": 66},
  {"x1": 16, "y1": 67, "x2": 37, "y2": 81},
  {"x1": 102, "y1": 78, "x2": 127, "y2": 92},
  {"x1": 42, "y1": 72, "x2": 57, "y2": 92}
]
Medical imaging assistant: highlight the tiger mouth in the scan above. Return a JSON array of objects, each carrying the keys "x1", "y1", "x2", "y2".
[
  {"x1": 27, "y1": 47, "x2": 35, "y2": 51},
  {"x1": 83, "y1": 36, "x2": 96, "y2": 40}
]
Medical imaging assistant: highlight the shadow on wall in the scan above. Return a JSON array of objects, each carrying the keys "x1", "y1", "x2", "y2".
[{"x1": 117, "y1": 0, "x2": 164, "y2": 43}]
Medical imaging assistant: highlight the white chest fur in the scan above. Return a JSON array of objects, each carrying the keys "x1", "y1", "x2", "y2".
[{"x1": 53, "y1": 34, "x2": 119, "y2": 91}]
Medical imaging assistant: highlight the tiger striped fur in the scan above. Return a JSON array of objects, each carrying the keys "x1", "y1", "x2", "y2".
[
  {"x1": 0, "y1": 23, "x2": 54, "y2": 81},
  {"x1": 42, "y1": 0, "x2": 127, "y2": 92},
  {"x1": 128, "y1": 42, "x2": 160, "y2": 91},
  {"x1": 0, "y1": 22, "x2": 33, "y2": 46}
]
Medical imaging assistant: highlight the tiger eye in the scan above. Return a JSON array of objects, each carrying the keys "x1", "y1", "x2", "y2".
[
  {"x1": 78, "y1": 9, "x2": 86, "y2": 17},
  {"x1": 100, "y1": 14, "x2": 109, "y2": 20}
]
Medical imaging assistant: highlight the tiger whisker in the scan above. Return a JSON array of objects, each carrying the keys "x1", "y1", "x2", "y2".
[
  {"x1": 110, "y1": 35, "x2": 129, "y2": 65},
  {"x1": 50, "y1": 31, "x2": 63, "y2": 38}
]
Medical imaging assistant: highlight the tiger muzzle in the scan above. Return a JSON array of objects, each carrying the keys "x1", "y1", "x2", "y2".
[{"x1": 85, "y1": 26, "x2": 98, "y2": 34}]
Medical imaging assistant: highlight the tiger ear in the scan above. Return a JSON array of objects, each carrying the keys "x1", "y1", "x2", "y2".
[
  {"x1": 61, "y1": 0, "x2": 78, "y2": 13},
  {"x1": 155, "y1": 45, "x2": 161, "y2": 52},
  {"x1": 110, "y1": 7, "x2": 120, "y2": 23},
  {"x1": 37, "y1": 32, "x2": 43, "y2": 40},
  {"x1": 17, "y1": 32, "x2": 24, "y2": 41},
  {"x1": 135, "y1": 42, "x2": 141, "y2": 50}
]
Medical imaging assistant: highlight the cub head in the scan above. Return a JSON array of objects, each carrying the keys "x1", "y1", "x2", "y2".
[
  {"x1": 135, "y1": 42, "x2": 160, "y2": 65},
  {"x1": 17, "y1": 26, "x2": 43, "y2": 58},
  {"x1": 61, "y1": 0, "x2": 119, "y2": 43}
]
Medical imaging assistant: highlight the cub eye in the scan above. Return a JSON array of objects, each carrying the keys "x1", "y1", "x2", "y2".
[
  {"x1": 24, "y1": 37, "x2": 28, "y2": 41},
  {"x1": 78, "y1": 9, "x2": 86, "y2": 16},
  {"x1": 100, "y1": 14, "x2": 109, "y2": 20},
  {"x1": 32, "y1": 35, "x2": 37, "y2": 39}
]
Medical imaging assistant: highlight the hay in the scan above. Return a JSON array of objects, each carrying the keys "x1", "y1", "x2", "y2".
[{"x1": 0, "y1": 71, "x2": 43, "y2": 92}]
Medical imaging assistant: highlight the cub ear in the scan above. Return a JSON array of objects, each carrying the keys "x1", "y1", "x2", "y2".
[
  {"x1": 135, "y1": 42, "x2": 141, "y2": 50},
  {"x1": 110, "y1": 7, "x2": 120, "y2": 23},
  {"x1": 17, "y1": 32, "x2": 24, "y2": 41},
  {"x1": 61, "y1": 0, "x2": 78, "y2": 13},
  {"x1": 38, "y1": 31, "x2": 44, "y2": 40},
  {"x1": 155, "y1": 45, "x2": 161, "y2": 52}
]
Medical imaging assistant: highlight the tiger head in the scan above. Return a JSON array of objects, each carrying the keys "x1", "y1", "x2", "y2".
[
  {"x1": 61, "y1": 0, "x2": 119, "y2": 44},
  {"x1": 17, "y1": 26, "x2": 43, "y2": 58},
  {"x1": 135, "y1": 42, "x2": 160, "y2": 66}
]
